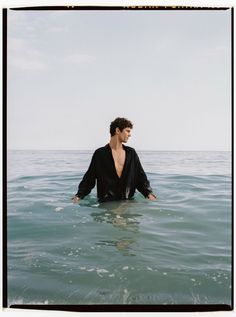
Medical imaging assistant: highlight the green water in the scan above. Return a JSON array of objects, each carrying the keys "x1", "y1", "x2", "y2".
[{"x1": 7, "y1": 151, "x2": 232, "y2": 306}]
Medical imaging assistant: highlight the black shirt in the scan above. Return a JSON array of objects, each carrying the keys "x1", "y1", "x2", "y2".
[{"x1": 76, "y1": 144, "x2": 154, "y2": 202}]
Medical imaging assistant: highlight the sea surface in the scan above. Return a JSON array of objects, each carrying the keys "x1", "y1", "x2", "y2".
[{"x1": 7, "y1": 150, "x2": 232, "y2": 306}]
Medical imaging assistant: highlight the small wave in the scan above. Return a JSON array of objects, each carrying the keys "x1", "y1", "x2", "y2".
[
  {"x1": 9, "y1": 171, "x2": 85, "y2": 184},
  {"x1": 9, "y1": 298, "x2": 49, "y2": 305},
  {"x1": 55, "y1": 207, "x2": 64, "y2": 212},
  {"x1": 122, "y1": 266, "x2": 129, "y2": 270},
  {"x1": 162, "y1": 174, "x2": 230, "y2": 182}
]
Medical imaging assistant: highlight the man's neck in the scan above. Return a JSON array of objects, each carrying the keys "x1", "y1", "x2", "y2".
[{"x1": 109, "y1": 137, "x2": 123, "y2": 151}]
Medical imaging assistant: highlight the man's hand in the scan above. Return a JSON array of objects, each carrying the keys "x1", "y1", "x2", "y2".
[
  {"x1": 147, "y1": 193, "x2": 157, "y2": 201},
  {"x1": 72, "y1": 195, "x2": 80, "y2": 204}
]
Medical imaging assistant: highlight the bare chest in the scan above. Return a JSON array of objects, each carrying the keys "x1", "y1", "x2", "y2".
[{"x1": 111, "y1": 149, "x2": 126, "y2": 178}]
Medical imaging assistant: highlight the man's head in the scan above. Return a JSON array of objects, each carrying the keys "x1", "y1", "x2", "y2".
[{"x1": 110, "y1": 117, "x2": 133, "y2": 143}]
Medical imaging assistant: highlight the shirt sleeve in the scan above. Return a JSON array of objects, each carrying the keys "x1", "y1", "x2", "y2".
[
  {"x1": 76, "y1": 152, "x2": 96, "y2": 199},
  {"x1": 135, "y1": 151, "x2": 154, "y2": 198}
]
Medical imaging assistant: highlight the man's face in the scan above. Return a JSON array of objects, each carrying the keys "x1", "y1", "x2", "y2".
[{"x1": 117, "y1": 127, "x2": 132, "y2": 143}]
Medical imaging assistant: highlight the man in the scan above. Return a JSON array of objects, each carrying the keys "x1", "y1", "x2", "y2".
[{"x1": 72, "y1": 117, "x2": 156, "y2": 203}]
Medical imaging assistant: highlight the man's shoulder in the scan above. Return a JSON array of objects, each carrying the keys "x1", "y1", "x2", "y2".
[
  {"x1": 93, "y1": 144, "x2": 110, "y2": 155},
  {"x1": 123, "y1": 145, "x2": 136, "y2": 153}
]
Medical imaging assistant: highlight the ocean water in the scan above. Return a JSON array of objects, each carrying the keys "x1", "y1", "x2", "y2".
[{"x1": 7, "y1": 150, "x2": 232, "y2": 306}]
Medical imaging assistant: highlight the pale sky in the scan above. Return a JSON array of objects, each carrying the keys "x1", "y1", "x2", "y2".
[{"x1": 7, "y1": 8, "x2": 231, "y2": 151}]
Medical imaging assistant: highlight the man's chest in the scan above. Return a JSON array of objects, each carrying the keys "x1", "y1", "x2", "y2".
[
  {"x1": 111, "y1": 149, "x2": 125, "y2": 165},
  {"x1": 111, "y1": 149, "x2": 126, "y2": 177}
]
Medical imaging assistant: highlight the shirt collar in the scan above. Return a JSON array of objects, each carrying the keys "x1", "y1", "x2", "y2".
[{"x1": 105, "y1": 143, "x2": 129, "y2": 152}]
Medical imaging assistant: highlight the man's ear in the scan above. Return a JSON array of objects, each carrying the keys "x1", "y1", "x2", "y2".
[{"x1": 115, "y1": 127, "x2": 121, "y2": 135}]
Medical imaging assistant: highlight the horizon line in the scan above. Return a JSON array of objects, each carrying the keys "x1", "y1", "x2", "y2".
[{"x1": 7, "y1": 148, "x2": 231, "y2": 152}]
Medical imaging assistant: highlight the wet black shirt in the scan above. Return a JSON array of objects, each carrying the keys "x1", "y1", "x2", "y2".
[{"x1": 76, "y1": 144, "x2": 154, "y2": 202}]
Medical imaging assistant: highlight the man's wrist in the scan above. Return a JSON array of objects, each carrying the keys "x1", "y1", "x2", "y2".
[{"x1": 148, "y1": 193, "x2": 156, "y2": 198}]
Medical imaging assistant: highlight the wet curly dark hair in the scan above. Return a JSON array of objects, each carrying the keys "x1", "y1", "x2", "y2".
[{"x1": 110, "y1": 117, "x2": 133, "y2": 136}]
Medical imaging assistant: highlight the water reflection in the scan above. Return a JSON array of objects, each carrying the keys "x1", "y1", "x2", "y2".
[
  {"x1": 91, "y1": 200, "x2": 141, "y2": 231},
  {"x1": 96, "y1": 238, "x2": 136, "y2": 256},
  {"x1": 91, "y1": 200, "x2": 142, "y2": 256}
]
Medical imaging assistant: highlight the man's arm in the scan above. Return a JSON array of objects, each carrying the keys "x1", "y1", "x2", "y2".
[
  {"x1": 72, "y1": 152, "x2": 96, "y2": 203},
  {"x1": 135, "y1": 152, "x2": 157, "y2": 200}
]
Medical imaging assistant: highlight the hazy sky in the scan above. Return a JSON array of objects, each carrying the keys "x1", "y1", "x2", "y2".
[{"x1": 7, "y1": 8, "x2": 231, "y2": 151}]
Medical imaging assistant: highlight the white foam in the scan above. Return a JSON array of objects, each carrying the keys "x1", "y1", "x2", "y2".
[
  {"x1": 10, "y1": 298, "x2": 50, "y2": 305},
  {"x1": 97, "y1": 268, "x2": 109, "y2": 274},
  {"x1": 92, "y1": 204, "x2": 100, "y2": 207},
  {"x1": 55, "y1": 207, "x2": 64, "y2": 212},
  {"x1": 96, "y1": 268, "x2": 109, "y2": 277}
]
